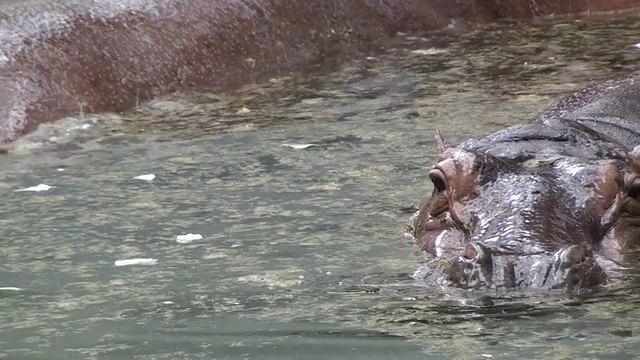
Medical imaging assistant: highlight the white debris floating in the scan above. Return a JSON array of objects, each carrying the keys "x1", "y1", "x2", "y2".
[
  {"x1": 134, "y1": 174, "x2": 156, "y2": 181},
  {"x1": 114, "y1": 258, "x2": 158, "y2": 266},
  {"x1": 176, "y1": 233, "x2": 203, "y2": 244},
  {"x1": 411, "y1": 48, "x2": 447, "y2": 55},
  {"x1": 283, "y1": 143, "x2": 315, "y2": 149},
  {"x1": 236, "y1": 106, "x2": 251, "y2": 114},
  {"x1": 0, "y1": 287, "x2": 23, "y2": 291},
  {"x1": 14, "y1": 184, "x2": 53, "y2": 192}
]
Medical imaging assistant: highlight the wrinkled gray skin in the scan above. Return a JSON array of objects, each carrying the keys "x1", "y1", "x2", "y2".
[{"x1": 407, "y1": 72, "x2": 640, "y2": 292}]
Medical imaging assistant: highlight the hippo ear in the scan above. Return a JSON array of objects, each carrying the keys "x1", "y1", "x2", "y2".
[
  {"x1": 629, "y1": 145, "x2": 640, "y2": 173},
  {"x1": 435, "y1": 129, "x2": 448, "y2": 153},
  {"x1": 435, "y1": 129, "x2": 453, "y2": 160}
]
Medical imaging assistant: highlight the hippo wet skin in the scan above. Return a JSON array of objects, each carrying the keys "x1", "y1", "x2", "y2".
[
  {"x1": 2, "y1": 0, "x2": 640, "y2": 142},
  {"x1": 406, "y1": 72, "x2": 640, "y2": 292}
]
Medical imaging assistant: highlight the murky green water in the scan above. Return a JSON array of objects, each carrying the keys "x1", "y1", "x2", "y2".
[{"x1": 2, "y1": 15, "x2": 640, "y2": 360}]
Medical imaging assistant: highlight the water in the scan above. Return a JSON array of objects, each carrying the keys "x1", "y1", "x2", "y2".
[{"x1": 2, "y1": 15, "x2": 640, "y2": 360}]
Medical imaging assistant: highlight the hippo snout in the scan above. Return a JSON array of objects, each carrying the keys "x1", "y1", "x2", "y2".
[
  {"x1": 439, "y1": 242, "x2": 495, "y2": 289},
  {"x1": 543, "y1": 245, "x2": 607, "y2": 291},
  {"x1": 438, "y1": 243, "x2": 607, "y2": 291}
]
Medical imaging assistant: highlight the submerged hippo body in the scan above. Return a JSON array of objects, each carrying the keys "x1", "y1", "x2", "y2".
[
  {"x1": 2, "y1": 0, "x2": 640, "y2": 143},
  {"x1": 407, "y1": 72, "x2": 640, "y2": 292}
]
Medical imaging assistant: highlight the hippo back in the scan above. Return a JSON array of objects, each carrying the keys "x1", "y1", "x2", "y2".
[{"x1": 537, "y1": 71, "x2": 640, "y2": 150}]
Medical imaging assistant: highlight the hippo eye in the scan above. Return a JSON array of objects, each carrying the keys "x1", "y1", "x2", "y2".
[{"x1": 429, "y1": 169, "x2": 447, "y2": 193}]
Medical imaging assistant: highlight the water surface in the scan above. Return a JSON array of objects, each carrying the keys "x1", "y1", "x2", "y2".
[{"x1": 2, "y1": 15, "x2": 640, "y2": 360}]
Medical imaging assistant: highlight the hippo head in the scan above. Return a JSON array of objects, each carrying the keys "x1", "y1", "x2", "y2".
[{"x1": 406, "y1": 124, "x2": 640, "y2": 292}]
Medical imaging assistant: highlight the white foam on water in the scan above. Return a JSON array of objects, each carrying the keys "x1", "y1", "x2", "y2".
[
  {"x1": 236, "y1": 106, "x2": 251, "y2": 114},
  {"x1": 411, "y1": 48, "x2": 447, "y2": 55},
  {"x1": 14, "y1": 184, "x2": 53, "y2": 192},
  {"x1": 114, "y1": 258, "x2": 158, "y2": 266},
  {"x1": 134, "y1": 174, "x2": 155, "y2": 181},
  {"x1": 283, "y1": 143, "x2": 315, "y2": 149},
  {"x1": 0, "y1": 287, "x2": 23, "y2": 291},
  {"x1": 176, "y1": 233, "x2": 203, "y2": 244}
]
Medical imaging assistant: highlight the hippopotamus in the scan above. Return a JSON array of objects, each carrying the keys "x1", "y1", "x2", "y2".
[
  {"x1": 2, "y1": 0, "x2": 640, "y2": 143},
  {"x1": 405, "y1": 71, "x2": 640, "y2": 292}
]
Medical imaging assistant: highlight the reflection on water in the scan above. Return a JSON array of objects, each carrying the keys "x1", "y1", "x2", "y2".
[{"x1": 1, "y1": 15, "x2": 640, "y2": 360}]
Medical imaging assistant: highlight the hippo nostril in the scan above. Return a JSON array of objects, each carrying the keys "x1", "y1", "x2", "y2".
[
  {"x1": 567, "y1": 245, "x2": 589, "y2": 264},
  {"x1": 462, "y1": 242, "x2": 491, "y2": 263},
  {"x1": 463, "y1": 244, "x2": 478, "y2": 260},
  {"x1": 557, "y1": 245, "x2": 589, "y2": 266}
]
